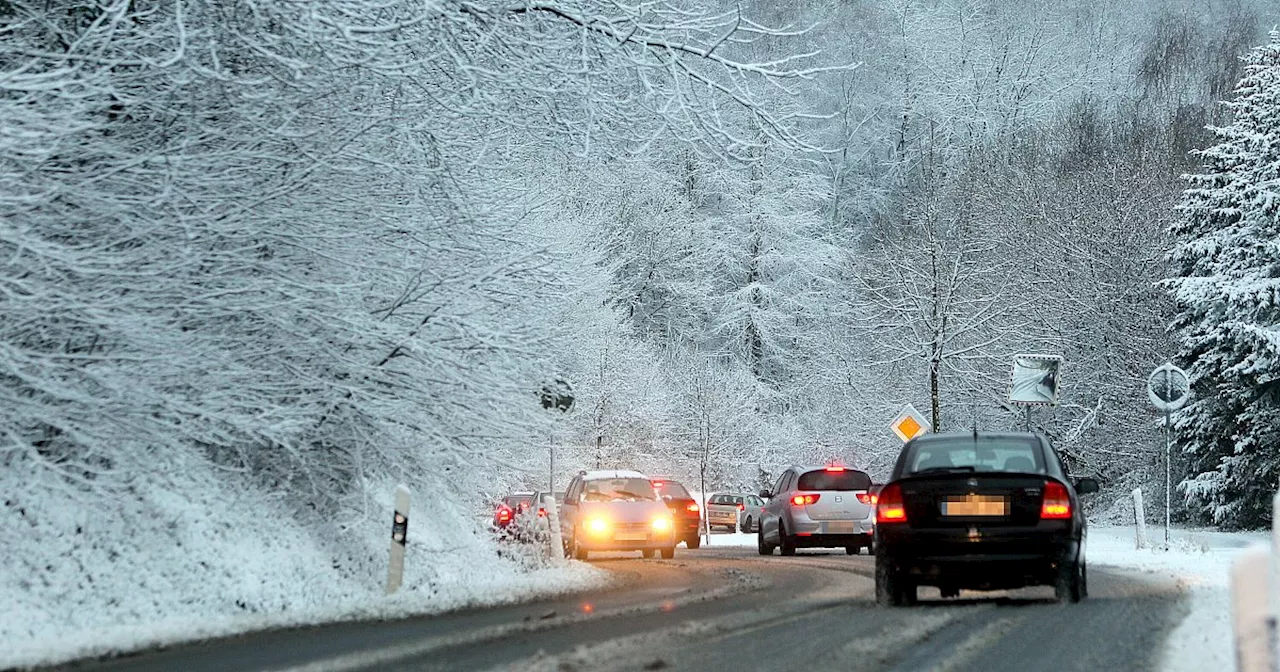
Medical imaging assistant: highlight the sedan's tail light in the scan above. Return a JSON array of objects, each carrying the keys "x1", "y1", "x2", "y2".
[
  {"x1": 855, "y1": 492, "x2": 876, "y2": 505},
  {"x1": 790, "y1": 494, "x2": 820, "y2": 506},
  {"x1": 736, "y1": 502, "x2": 745, "y2": 511},
  {"x1": 537, "y1": 507, "x2": 547, "y2": 518},
  {"x1": 876, "y1": 484, "x2": 907, "y2": 523},
  {"x1": 686, "y1": 503, "x2": 700, "y2": 513},
  {"x1": 496, "y1": 506, "x2": 512, "y2": 523},
  {"x1": 1040, "y1": 481, "x2": 1072, "y2": 519}
]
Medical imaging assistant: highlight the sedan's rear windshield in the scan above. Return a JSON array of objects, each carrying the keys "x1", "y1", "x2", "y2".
[
  {"x1": 797, "y1": 470, "x2": 871, "y2": 491},
  {"x1": 582, "y1": 478, "x2": 658, "y2": 502},
  {"x1": 710, "y1": 494, "x2": 743, "y2": 505},
  {"x1": 654, "y1": 482, "x2": 691, "y2": 498},
  {"x1": 903, "y1": 438, "x2": 1045, "y2": 476}
]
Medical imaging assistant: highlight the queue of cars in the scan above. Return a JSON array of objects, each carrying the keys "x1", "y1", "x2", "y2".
[{"x1": 489, "y1": 430, "x2": 1098, "y2": 605}]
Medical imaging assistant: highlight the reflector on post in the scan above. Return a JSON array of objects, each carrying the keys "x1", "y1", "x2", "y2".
[{"x1": 386, "y1": 484, "x2": 410, "y2": 595}]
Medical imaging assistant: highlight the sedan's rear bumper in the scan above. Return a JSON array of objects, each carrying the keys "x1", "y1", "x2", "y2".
[{"x1": 877, "y1": 524, "x2": 1079, "y2": 589}]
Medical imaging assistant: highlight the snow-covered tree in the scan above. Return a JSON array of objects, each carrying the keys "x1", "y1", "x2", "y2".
[{"x1": 1167, "y1": 33, "x2": 1280, "y2": 529}]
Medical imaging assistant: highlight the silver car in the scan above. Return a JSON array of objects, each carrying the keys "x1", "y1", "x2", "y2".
[
  {"x1": 559, "y1": 470, "x2": 677, "y2": 560},
  {"x1": 706, "y1": 493, "x2": 766, "y2": 532},
  {"x1": 757, "y1": 466, "x2": 875, "y2": 556}
]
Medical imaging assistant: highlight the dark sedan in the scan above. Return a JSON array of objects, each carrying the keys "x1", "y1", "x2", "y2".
[{"x1": 874, "y1": 431, "x2": 1099, "y2": 606}]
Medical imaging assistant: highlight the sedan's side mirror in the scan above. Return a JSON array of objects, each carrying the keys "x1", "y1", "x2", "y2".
[
  {"x1": 1074, "y1": 477, "x2": 1100, "y2": 495},
  {"x1": 759, "y1": 490, "x2": 772, "y2": 500}
]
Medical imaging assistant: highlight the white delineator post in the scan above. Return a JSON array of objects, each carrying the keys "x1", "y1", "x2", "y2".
[
  {"x1": 386, "y1": 484, "x2": 410, "y2": 595},
  {"x1": 1132, "y1": 488, "x2": 1148, "y2": 550},
  {"x1": 1232, "y1": 545, "x2": 1273, "y2": 672},
  {"x1": 1271, "y1": 491, "x2": 1280, "y2": 668},
  {"x1": 544, "y1": 492, "x2": 564, "y2": 563}
]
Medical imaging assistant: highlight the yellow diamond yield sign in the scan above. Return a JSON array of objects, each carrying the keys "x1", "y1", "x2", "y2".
[{"x1": 891, "y1": 404, "x2": 929, "y2": 443}]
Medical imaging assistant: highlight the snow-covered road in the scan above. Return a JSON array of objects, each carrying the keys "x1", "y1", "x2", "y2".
[{"x1": 39, "y1": 538, "x2": 1188, "y2": 672}]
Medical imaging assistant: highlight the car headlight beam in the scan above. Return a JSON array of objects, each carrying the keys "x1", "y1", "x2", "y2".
[
  {"x1": 586, "y1": 517, "x2": 610, "y2": 535},
  {"x1": 652, "y1": 516, "x2": 672, "y2": 532}
]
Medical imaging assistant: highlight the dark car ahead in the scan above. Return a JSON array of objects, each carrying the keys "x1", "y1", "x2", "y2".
[
  {"x1": 874, "y1": 432, "x2": 1099, "y2": 606},
  {"x1": 651, "y1": 479, "x2": 703, "y2": 549}
]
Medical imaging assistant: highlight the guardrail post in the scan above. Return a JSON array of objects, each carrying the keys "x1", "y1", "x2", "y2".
[
  {"x1": 386, "y1": 484, "x2": 410, "y2": 595},
  {"x1": 1132, "y1": 488, "x2": 1148, "y2": 550},
  {"x1": 1233, "y1": 545, "x2": 1273, "y2": 672}
]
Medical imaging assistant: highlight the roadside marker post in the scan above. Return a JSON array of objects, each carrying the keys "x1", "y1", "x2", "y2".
[
  {"x1": 1232, "y1": 545, "x2": 1273, "y2": 672},
  {"x1": 543, "y1": 492, "x2": 565, "y2": 563},
  {"x1": 1132, "y1": 488, "x2": 1148, "y2": 550},
  {"x1": 386, "y1": 484, "x2": 410, "y2": 595}
]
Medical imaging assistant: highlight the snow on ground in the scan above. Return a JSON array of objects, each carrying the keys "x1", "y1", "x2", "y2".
[
  {"x1": 1, "y1": 457, "x2": 610, "y2": 671},
  {"x1": 1090, "y1": 525, "x2": 1269, "y2": 672}
]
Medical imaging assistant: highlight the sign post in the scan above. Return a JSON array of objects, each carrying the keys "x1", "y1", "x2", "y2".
[
  {"x1": 1147, "y1": 363, "x2": 1190, "y2": 547},
  {"x1": 386, "y1": 484, "x2": 410, "y2": 595},
  {"x1": 891, "y1": 404, "x2": 929, "y2": 443},
  {"x1": 539, "y1": 379, "x2": 575, "y2": 495},
  {"x1": 1007, "y1": 354, "x2": 1063, "y2": 430}
]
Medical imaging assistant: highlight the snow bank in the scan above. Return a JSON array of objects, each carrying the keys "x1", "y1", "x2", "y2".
[
  {"x1": 1090, "y1": 525, "x2": 1267, "y2": 672},
  {"x1": 0, "y1": 456, "x2": 609, "y2": 670}
]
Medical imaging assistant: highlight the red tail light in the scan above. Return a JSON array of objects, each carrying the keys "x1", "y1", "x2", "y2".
[
  {"x1": 856, "y1": 492, "x2": 874, "y2": 505},
  {"x1": 497, "y1": 506, "x2": 511, "y2": 523},
  {"x1": 686, "y1": 503, "x2": 700, "y2": 513},
  {"x1": 876, "y1": 484, "x2": 907, "y2": 523},
  {"x1": 824, "y1": 465, "x2": 846, "y2": 472},
  {"x1": 1041, "y1": 481, "x2": 1072, "y2": 519},
  {"x1": 736, "y1": 502, "x2": 745, "y2": 511},
  {"x1": 651, "y1": 480, "x2": 665, "y2": 488},
  {"x1": 537, "y1": 508, "x2": 547, "y2": 518},
  {"x1": 790, "y1": 494, "x2": 820, "y2": 506}
]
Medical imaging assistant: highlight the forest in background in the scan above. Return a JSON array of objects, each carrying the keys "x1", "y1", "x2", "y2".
[{"x1": 3, "y1": 2, "x2": 1280, "y2": 641}]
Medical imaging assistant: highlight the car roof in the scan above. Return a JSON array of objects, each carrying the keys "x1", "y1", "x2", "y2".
[
  {"x1": 908, "y1": 431, "x2": 1046, "y2": 446},
  {"x1": 579, "y1": 469, "x2": 649, "y2": 480},
  {"x1": 791, "y1": 465, "x2": 869, "y2": 474}
]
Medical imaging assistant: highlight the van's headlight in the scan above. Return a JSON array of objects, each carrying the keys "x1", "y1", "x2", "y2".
[
  {"x1": 651, "y1": 517, "x2": 672, "y2": 532},
  {"x1": 586, "y1": 518, "x2": 610, "y2": 535}
]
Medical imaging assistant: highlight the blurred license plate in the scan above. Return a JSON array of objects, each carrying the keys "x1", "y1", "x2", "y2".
[
  {"x1": 615, "y1": 532, "x2": 647, "y2": 541},
  {"x1": 826, "y1": 521, "x2": 855, "y2": 533},
  {"x1": 942, "y1": 495, "x2": 1008, "y2": 516}
]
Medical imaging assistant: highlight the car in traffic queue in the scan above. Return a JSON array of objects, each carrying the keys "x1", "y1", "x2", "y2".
[
  {"x1": 559, "y1": 470, "x2": 677, "y2": 560},
  {"x1": 757, "y1": 466, "x2": 876, "y2": 556},
  {"x1": 492, "y1": 491, "x2": 535, "y2": 535},
  {"x1": 651, "y1": 478, "x2": 704, "y2": 549},
  {"x1": 706, "y1": 493, "x2": 766, "y2": 533},
  {"x1": 509, "y1": 490, "x2": 566, "y2": 543},
  {"x1": 873, "y1": 431, "x2": 1099, "y2": 606}
]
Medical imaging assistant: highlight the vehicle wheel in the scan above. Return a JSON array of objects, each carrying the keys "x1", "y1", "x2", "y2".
[
  {"x1": 740, "y1": 516, "x2": 754, "y2": 533},
  {"x1": 1081, "y1": 562, "x2": 1089, "y2": 598},
  {"x1": 1055, "y1": 560, "x2": 1084, "y2": 603},
  {"x1": 778, "y1": 523, "x2": 796, "y2": 556},
  {"x1": 875, "y1": 558, "x2": 917, "y2": 606},
  {"x1": 641, "y1": 549, "x2": 655, "y2": 559},
  {"x1": 757, "y1": 526, "x2": 775, "y2": 556},
  {"x1": 940, "y1": 586, "x2": 960, "y2": 599},
  {"x1": 570, "y1": 535, "x2": 589, "y2": 561},
  {"x1": 660, "y1": 546, "x2": 675, "y2": 560},
  {"x1": 685, "y1": 535, "x2": 701, "y2": 550}
]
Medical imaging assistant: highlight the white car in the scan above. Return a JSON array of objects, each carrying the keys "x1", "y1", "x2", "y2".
[{"x1": 559, "y1": 470, "x2": 677, "y2": 560}]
